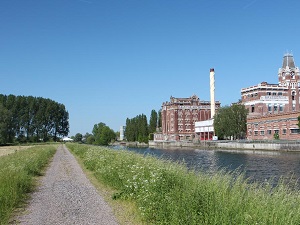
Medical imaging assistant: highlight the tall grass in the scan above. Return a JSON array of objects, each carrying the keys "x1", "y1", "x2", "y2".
[
  {"x1": 0, "y1": 145, "x2": 56, "y2": 225},
  {"x1": 68, "y1": 143, "x2": 300, "y2": 225}
]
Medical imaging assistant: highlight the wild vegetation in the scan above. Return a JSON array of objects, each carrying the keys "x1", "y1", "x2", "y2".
[
  {"x1": 68, "y1": 143, "x2": 300, "y2": 225},
  {"x1": 0, "y1": 145, "x2": 56, "y2": 224},
  {"x1": 0, "y1": 94, "x2": 69, "y2": 144}
]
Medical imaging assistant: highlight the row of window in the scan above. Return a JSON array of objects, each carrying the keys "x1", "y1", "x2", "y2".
[
  {"x1": 251, "y1": 129, "x2": 300, "y2": 136},
  {"x1": 268, "y1": 104, "x2": 284, "y2": 112},
  {"x1": 251, "y1": 104, "x2": 284, "y2": 113},
  {"x1": 247, "y1": 92, "x2": 283, "y2": 98}
]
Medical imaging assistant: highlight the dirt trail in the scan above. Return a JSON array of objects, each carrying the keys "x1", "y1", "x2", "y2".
[{"x1": 14, "y1": 145, "x2": 119, "y2": 225}]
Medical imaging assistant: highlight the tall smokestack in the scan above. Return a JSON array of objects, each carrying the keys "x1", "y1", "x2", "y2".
[{"x1": 210, "y1": 68, "x2": 215, "y2": 118}]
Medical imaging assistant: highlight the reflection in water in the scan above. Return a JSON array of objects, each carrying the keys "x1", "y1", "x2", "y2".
[{"x1": 111, "y1": 146, "x2": 300, "y2": 186}]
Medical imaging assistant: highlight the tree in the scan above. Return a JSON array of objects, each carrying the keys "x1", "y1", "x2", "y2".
[
  {"x1": 149, "y1": 109, "x2": 158, "y2": 133},
  {"x1": 214, "y1": 104, "x2": 248, "y2": 140},
  {"x1": 93, "y1": 122, "x2": 116, "y2": 145},
  {"x1": 0, "y1": 105, "x2": 12, "y2": 144},
  {"x1": 158, "y1": 109, "x2": 162, "y2": 128},
  {"x1": 0, "y1": 94, "x2": 70, "y2": 144},
  {"x1": 86, "y1": 135, "x2": 95, "y2": 144},
  {"x1": 125, "y1": 114, "x2": 149, "y2": 143},
  {"x1": 74, "y1": 133, "x2": 83, "y2": 142},
  {"x1": 83, "y1": 132, "x2": 93, "y2": 143}
]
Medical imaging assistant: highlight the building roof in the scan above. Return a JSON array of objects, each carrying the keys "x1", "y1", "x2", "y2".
[{"x1": 282, "y1": 53, "x2": 296, "y2": 68}]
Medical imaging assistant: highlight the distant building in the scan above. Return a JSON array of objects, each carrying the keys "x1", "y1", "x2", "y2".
[
  {"x1": 155, "y1": 95, "x2": 220, "y2": 141},
  {"x1": 241, "y1": 53, "x2": 300, "y2": 140}
]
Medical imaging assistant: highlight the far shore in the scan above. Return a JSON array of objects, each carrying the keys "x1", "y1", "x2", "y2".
[{"x1": 113, "y1": 140, "x2": 300, "y2": 152}]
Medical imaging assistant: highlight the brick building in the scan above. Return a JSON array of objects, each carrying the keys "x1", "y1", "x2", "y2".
[
  {"x1": 241, "y1": 53, "x2": 300, "y2": 140},
  {"x1": 155, "y1": 95, "x2": 220, "y2": 141}
]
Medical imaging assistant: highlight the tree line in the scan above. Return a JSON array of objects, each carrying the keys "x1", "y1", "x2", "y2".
[
  {"x1": 0, "y1": 94, "x2": 69, "y2": 144},
  {"x1": 71, "y1": 109, "x2": 162, "y2": 145},
  {"x1": 125, "y1": 109, "x2": 161, "y2": 143}
]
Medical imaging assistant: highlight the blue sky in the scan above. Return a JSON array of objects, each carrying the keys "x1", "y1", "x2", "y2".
[{"x1": 1, "y1": 0, "x2": 300, "y2": 136}]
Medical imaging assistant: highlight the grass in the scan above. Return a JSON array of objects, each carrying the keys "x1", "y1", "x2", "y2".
[
  {"x1": 0, "y1": 146, "x2": 33, "y2": 157},
  {"x1": 0, "y1": 145, "x2": 56, "y2": 225},
  {"x1": 71, "y1": 147, "x2": 146, "y2": 225},
  {"x1": 68, "y1": 143, "x2": 300, "y2": 225}
]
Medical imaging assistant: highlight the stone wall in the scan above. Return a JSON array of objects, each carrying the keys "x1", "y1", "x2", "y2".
[{"x1": 149, "y1": 140, "x2": 300, "y2": 151}]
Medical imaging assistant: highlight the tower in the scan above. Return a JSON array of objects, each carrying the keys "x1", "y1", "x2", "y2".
[
  {"x1": 278, "y1": 53, "x2": 300, "y2": 111},
  {"x1": 210, "y1": 68, "x2": 216, "y2": 118}
]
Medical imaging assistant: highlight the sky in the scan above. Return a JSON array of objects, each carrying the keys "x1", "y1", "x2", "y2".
[{"x1": 1, "y1": 0, "x2": 300, "y2": 136}]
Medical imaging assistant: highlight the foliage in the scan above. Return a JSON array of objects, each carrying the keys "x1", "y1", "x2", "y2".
[
  {"x1": 158, "y1": 109, "x2": 162, "y2": 128},
  {"x1": 125, "y1": 114, "x2": 149, "y2": 143},
  {"x1": 214, "y1": 104, "x2": 248, "y2": 140},
  {"x1": 0, "y1": 145, "x2": 56, "y2": 225},
  {"x1": 86, "y1": 135, "x2": 95, "y2": 144},
  {"x1": 83, "y1": 132, "x2": 94, "y2": 144},
  {"x1": 68, "y1": 143, "x2": 300, "y2": 225},
  {"x1": 92, "y1": 122, "x2": 115, "y2": 145},
  {"x1": 0, "y1": 105, "x2": 12, "y2": 144},
  {"x1": 74, "y1": 133, "x2": 83, "y2": 142},
  {"x1": 149, "y1": 110, "x2": 158, "y2": 134},
  {"x1": 149, "y1": 133, "x2": 154, "y2": 140},
  {"x1": 0, "y1": 94, "x2": 69, "y2": 144},
  {"x1": 274, "y1": 133, "x2": 280, "y2": 140}
]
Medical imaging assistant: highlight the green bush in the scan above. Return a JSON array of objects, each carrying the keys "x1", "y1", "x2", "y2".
[
  {"x1": 68, "y1": 143, "x2": 300, "y2": 225},
  {"x1": 0, "y1": 145, "x2": 56, "y2": 224}
]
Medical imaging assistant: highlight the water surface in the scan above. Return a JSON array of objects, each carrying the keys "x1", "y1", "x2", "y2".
[{"x1": 113, "y1": 146, "x2": 300, "y2": 186}]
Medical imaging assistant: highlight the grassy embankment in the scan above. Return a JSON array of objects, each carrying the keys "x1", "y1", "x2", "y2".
[
  {"x1": 68, "y1": 143, "x2": 300, "y2": 225},
  {"x1": 0, "y1": 145, "x2": 57, "y2": 225}
]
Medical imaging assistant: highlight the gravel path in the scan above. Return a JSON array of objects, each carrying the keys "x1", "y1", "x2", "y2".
[{"x1": 15, "y1": 145, "x2": 119, "y2": 225}]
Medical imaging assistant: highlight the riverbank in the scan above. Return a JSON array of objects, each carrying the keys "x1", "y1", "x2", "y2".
[
  {"x1": 112, "y1": 140, "x2": 300, "y2": 152},
  {"x1": 148, "y1": 140, "x2": 300, "y2": 151},
  {"x1": 67, "y1": 143, "x2": 300, "y2": 225}
]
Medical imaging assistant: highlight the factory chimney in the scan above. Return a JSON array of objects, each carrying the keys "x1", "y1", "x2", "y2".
[{"x1": 210, "y1": 68, "x2": 215, "y2": 118}]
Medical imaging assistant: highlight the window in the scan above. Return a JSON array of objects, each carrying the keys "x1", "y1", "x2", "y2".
[
  {"x1": 279, "y1": 104, "x2": 283, "y2": 112},
  {"x1": 292, "y1": 91, "x2": 295, "y2": 101},
  {"x1": 278, "y1": 92, "x2": 282, "y2": 96},
  {"x1": 274, "y1": 130, "x2": 279, "y2": 134},
  {"x1": 291, "y1": 129, "x2": 300, "y2": 134},
  {"x1": 282, "y1": 129, "x2": 287, "y2": 135},
  {"x1": 251, "y1": 105, "x2": 255, "y2": 113},
  {"x1": 268, "y1": 104, "x2": 272, "y2": 112},
  {"x1": 254, "y1": 131, "x2": 258, "y2": 136},
  {"x1": 274, "y1": 104, "x2": 278, "y2": 111},
  {"x1": 267, "y1": 130, "x2": 272, "y2": 135},
  {"x1": 267, "y1": 92, "x2": 271, "y2": 95},
  {"x1": 291, "y1": 71, "x2": 295, "y2": 79},
  {"x1": 260, "y1": 130, "x2": 265, "y2": 135},
  {"x1": 272, "y1": 92, "x2": 277, "y2": 96}
]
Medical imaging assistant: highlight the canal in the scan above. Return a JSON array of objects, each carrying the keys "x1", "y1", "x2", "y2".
[{"x1": 112, "y1": 146, "x2": 300, "y2": 186}]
